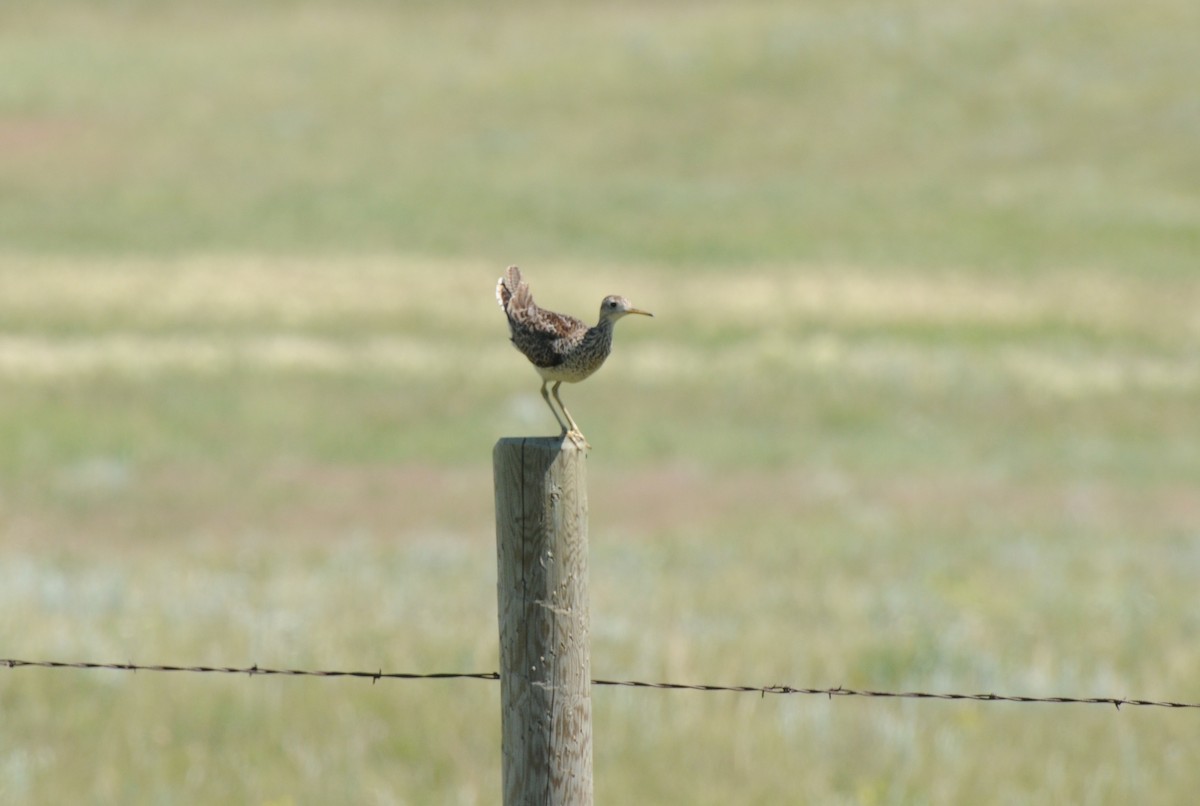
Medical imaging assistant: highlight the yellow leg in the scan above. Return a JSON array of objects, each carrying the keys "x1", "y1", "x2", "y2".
[
  {"x1": 552, "y1": 382, "x2": 590, "y2": 450},
  {"x1": 540, "y1": 381, "x2": 569, "y2": 435}
]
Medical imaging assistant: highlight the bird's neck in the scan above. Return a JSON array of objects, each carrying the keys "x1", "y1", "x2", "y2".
[
  {"x1": 584, "y1": 318, "x2": 616, "y2": 349},
  {"x1": 590, "y1": 317, "x2": 616, "y2": 336}
]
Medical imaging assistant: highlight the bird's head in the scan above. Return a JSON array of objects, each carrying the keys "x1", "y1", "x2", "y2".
[{"x1": 598, "y1": 295, "x2": 653, "y2": 324}]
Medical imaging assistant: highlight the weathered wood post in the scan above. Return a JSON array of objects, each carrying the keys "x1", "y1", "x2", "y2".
[{"x1": 493, "y1": 437, "x2": 593, "y2": 806}]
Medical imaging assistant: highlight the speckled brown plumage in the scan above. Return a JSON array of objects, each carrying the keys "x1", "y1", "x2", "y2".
[{"x1": 496, "y1": 265, "x2": 652, "y2": 448}]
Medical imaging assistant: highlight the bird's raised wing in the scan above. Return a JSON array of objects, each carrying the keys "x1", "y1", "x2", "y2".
[{"x1": 497, "y1": 266, "x2": 588, "y2": 368}]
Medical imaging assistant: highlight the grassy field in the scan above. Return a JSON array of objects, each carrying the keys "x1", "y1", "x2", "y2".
[
  {"x1": 2, "y1": 0, "x2": 1198, "y2": 272},
  {"x1": 2, "y1": 1, "x2": 1200, "y2": 804}
]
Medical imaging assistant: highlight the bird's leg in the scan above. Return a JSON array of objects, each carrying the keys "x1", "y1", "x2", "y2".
[
  {"x1": 551, "y1": 382, "x2": 590, "y2": 450},
  {"x1": 540, "y1": 381, "x2": 570, "y2": 436}
]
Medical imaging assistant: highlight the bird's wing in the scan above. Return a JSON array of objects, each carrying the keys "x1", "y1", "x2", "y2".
[
  {"x1": 498, "y1": 265, "x2": 589, "y2": 368},
  {"x1": 510, "y1": 308, "x2": 588, "y2": 368}
]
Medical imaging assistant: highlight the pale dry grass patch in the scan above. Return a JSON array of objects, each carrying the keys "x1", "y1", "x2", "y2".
[
  {"x1": 1, "y1": 331, "x2": 1194, "y2": 399},
  {"x1": 1, "y1": 256, "x2": 1196, "y2": 401},
  {"x1": 0, "y1": 255, "x2": 497, "y2": 327},
  {"x1": 2, "y1": 255, "x2": 1195, "y2": 337}
]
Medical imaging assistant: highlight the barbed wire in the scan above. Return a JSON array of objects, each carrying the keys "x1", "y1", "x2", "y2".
[
  {"x1": 590, "y1": 678, "x2": 1200, "y2": 710},
  {"x1": 0, "y1": 658, "x2": 498, "y2": 683},
  {"x1": 4, "y1": 657, "x2": 1198, "y2": 710}
]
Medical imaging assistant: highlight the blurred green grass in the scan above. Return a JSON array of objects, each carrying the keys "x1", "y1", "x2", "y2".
[
  {"x1": 2, "y1": 0, "x2": 1198, "y2": 271},
  {"x1": 2, "y1": 0, "x2": 1200, "y2": 803}
]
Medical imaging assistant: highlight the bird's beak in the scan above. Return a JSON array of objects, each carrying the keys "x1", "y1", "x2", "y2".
[{"x1": 627, "y1": 308, "x2": 654, "y2": 317}]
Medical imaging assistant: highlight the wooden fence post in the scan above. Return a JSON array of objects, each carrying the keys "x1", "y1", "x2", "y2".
[{"x1": 493, "y1": 437, "x2": 593, "y2": 806}]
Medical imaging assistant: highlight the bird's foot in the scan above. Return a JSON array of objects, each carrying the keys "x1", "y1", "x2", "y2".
[{"x1": 565, "y1": 428, "x2": 591, "y2": 451}]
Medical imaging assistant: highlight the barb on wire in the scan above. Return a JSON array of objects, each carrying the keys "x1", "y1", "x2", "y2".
[{"x1": 4, "y1": 658, "x2": 1198, "y2": 710}]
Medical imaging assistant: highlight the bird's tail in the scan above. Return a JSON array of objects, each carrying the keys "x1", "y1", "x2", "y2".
[{"x1": 496, "y1": 265, "x2": 535, "y2": 316}]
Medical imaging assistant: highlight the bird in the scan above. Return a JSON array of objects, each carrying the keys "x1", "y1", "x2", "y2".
[{"x1": 496, "y1": 265, "x2": 653, "y2": 449}]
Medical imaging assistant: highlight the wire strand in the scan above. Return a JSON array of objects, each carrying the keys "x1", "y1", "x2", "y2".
[{"x1": 4, "y1": 658, "x2": 1197, "y2": 709}]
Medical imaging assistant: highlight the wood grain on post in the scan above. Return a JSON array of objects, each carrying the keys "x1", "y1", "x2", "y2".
[{"x1": 493, "y1": 437, "x2": 593, "y2": 806}]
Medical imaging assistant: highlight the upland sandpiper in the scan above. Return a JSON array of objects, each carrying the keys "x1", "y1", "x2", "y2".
[{"x1": 496, "y1": 265, "x2": 653, "y2": 449}]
